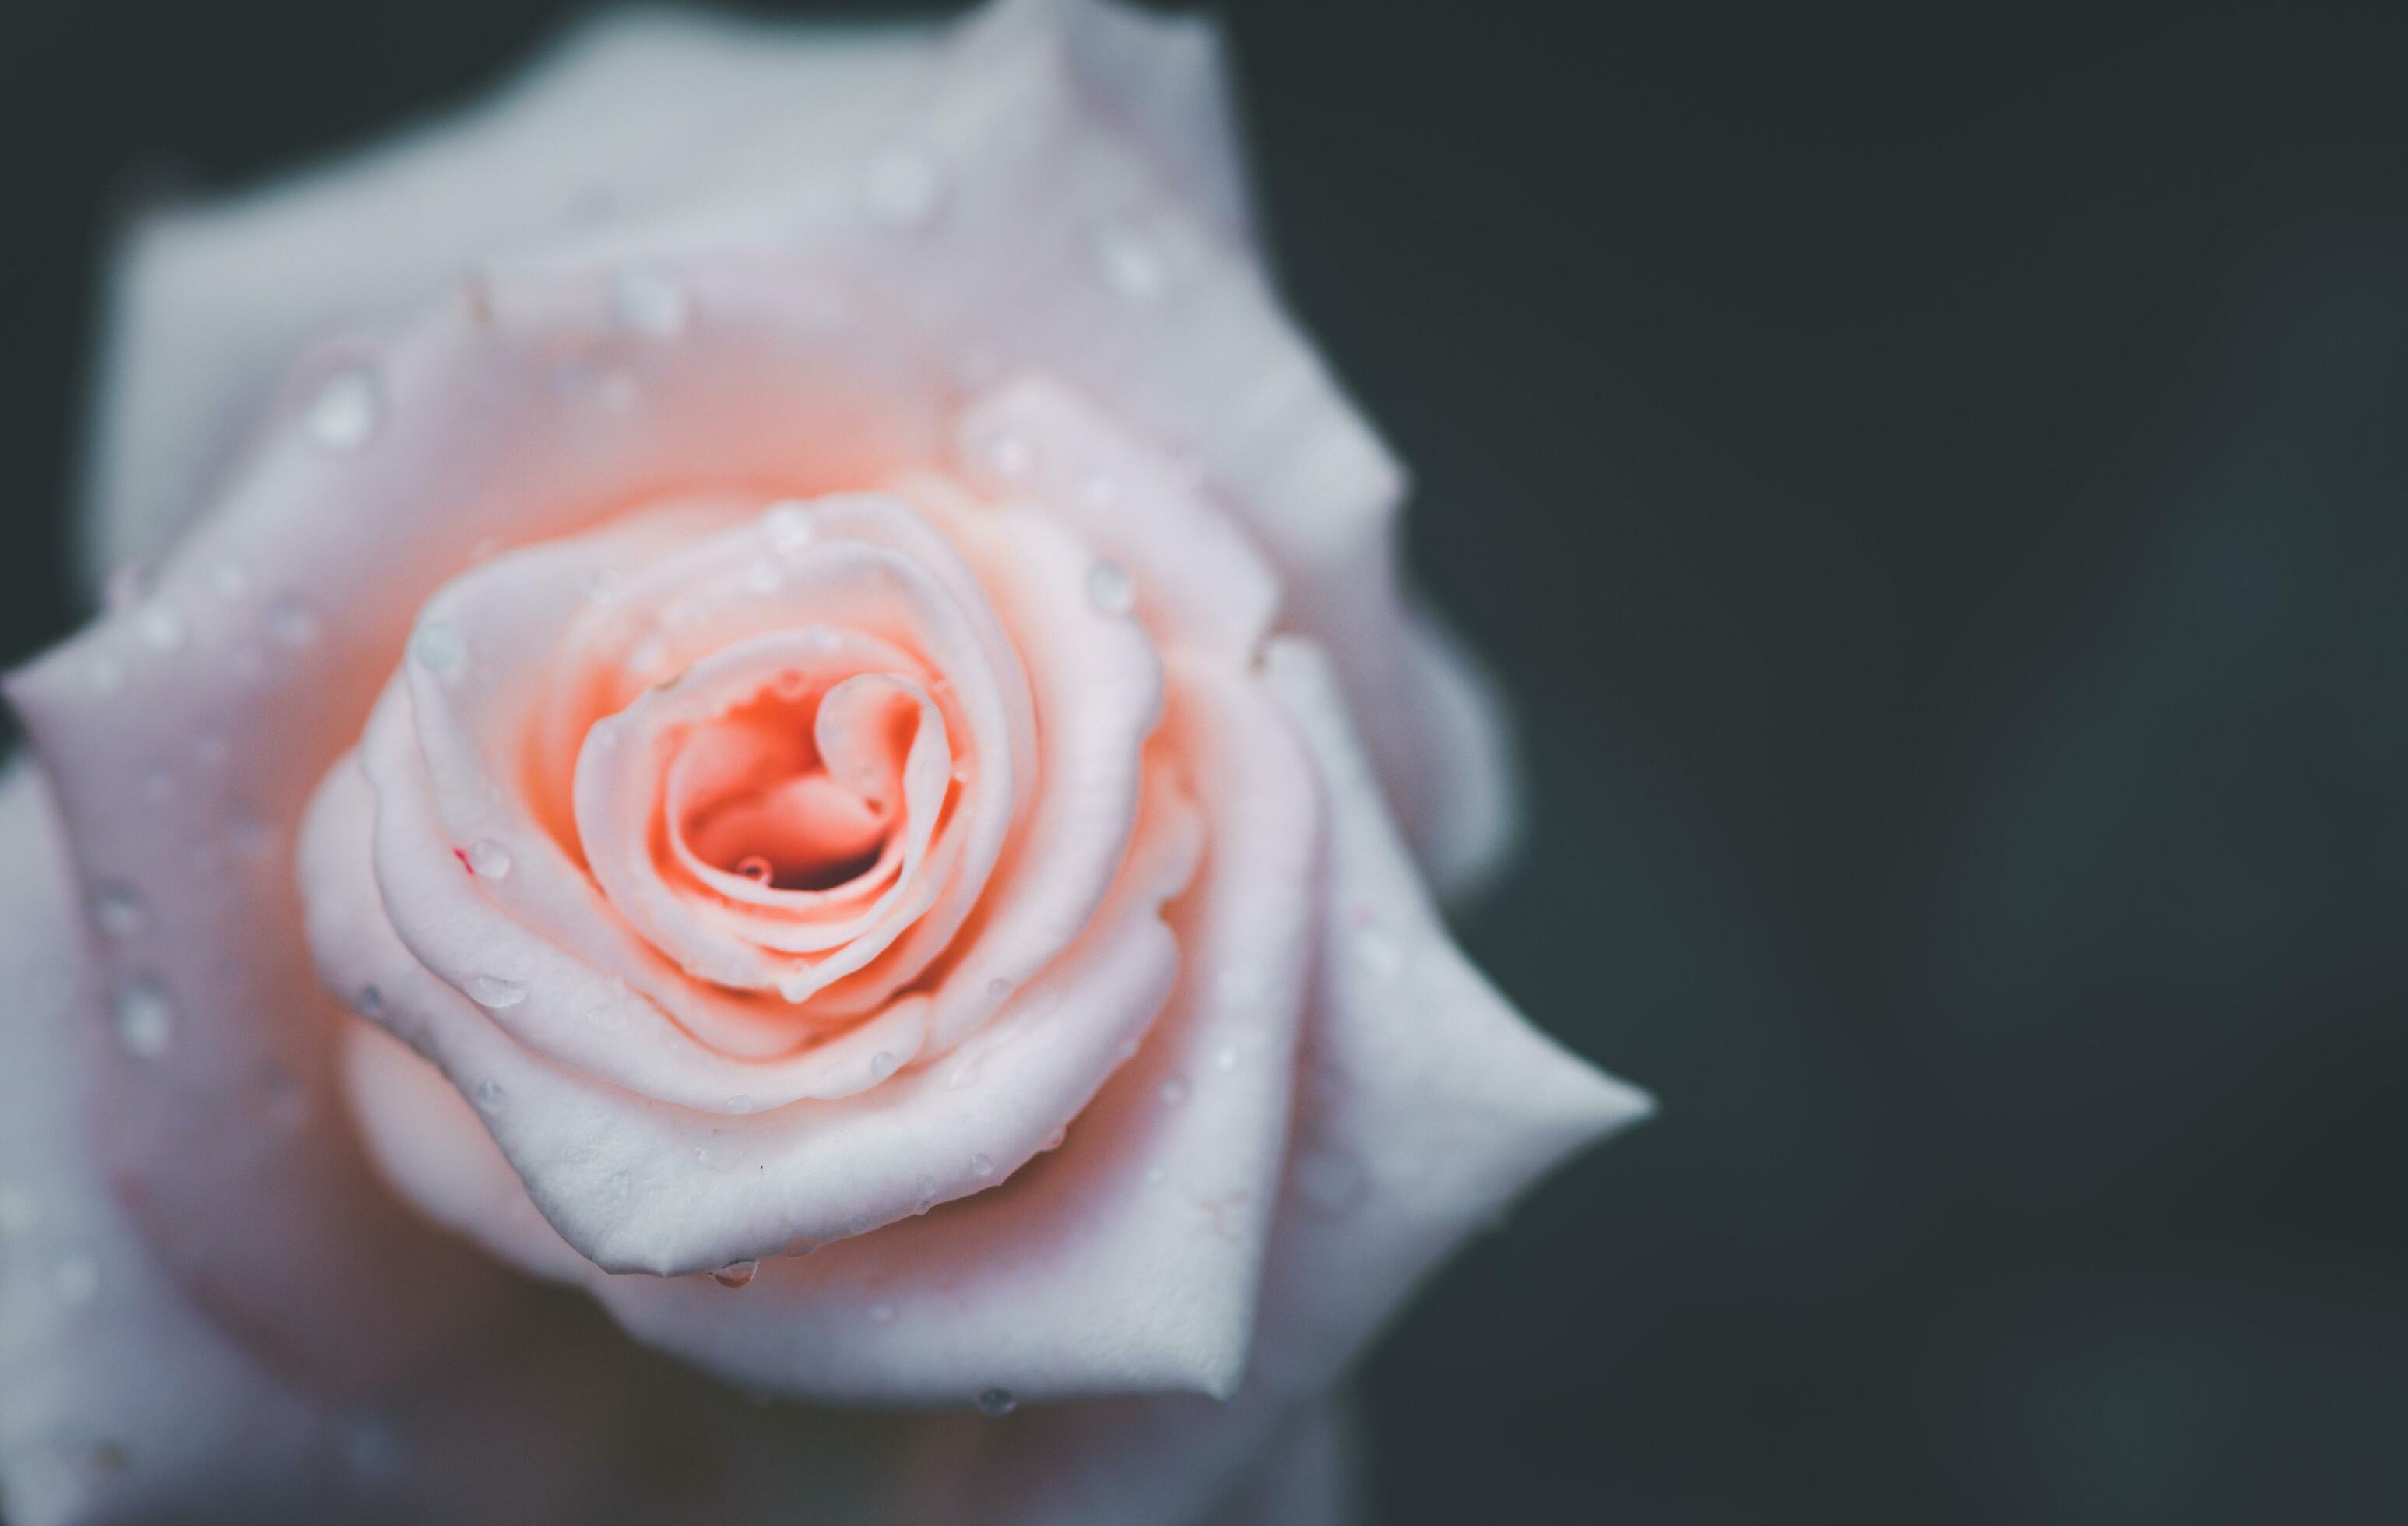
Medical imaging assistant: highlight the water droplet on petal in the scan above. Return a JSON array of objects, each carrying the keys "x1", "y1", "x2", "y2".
[
  {"x1": 868, "y1": 1300, "x2": 897, "y2": 1324},
  {"x1": 90, "y1": 883, "x2": 145, "y2": 941},
  {"x1": 357, "y1": 983, "x2": 385, "y2": 1018},
  {"x1": 0, "y1": 1184, "x2": 37, "y2": 1237},
  {"x1": 1352, "y1": 924, "x2": 1403, "y2": 980},
  {"x1": 969, "y1": 1152, "x2": 995, "y2": 1178},
  {"x1": 985, "y1": 977, "x2": 1012, "y2": 1002},
  {"x1": 1085, "y1": 559, "x2": 1136, "y2": 616},
  {"x1": 111, "y1": 979, "x2": 174, "y2": 1058},
  {"x1": 54, "y1": 1254, "x2": 99, "y2": 1307},
  {"x1": 870, "y1": 1050, "x2": 898, "y2": 1081},
  {"x1": 304, "y1": 365, "x2": 382, "y2": 452},
  {"x1": 410, "y1": 621, "x2": 466, "y2": 678},
  {"x1": 265, "y1": 599, "x2": 321, "y2": 649},
  {"x1": 734, "y1": 856, "x2": 774, "y2": 884},
  {"x1": 861, "y1": 146, "x2": 944, "y2": 227},
  {"x1": 762, "y1": 499, "x2": 817, "y2": 552},
  {"x1": 466, "y1": 839, "x2": 513, "y2": 878},
  {"x1": 611, "y1": 269, "x2": 688, "y2": 338},
  {"x1": 710, "y1": 1257, "x2": 758, "y2": 1289},
  {"x1": 1093, "y1": 223, "x2": 1169, "y2": 300},
  {"x1": 625, "y1": 635, "x2": 668, "y2": 677},
  {"x1": 1158, "y1": 1077, "x2": 1188, "y2": 1106},
  {"x1": 1042, "y1": 1126, "x2": 1066, "y2": 1152},
  {"x1": 472, "y1": 1079, "x2": 507, "y2": 1113},
  {"x1": 976, "y1": 1387, "x2": 1018, "y2": 1417},
  {"x1": 135, "y1": 604, "x2": 187, "y2": 652},
  {"x1": 469, "y1": 974, "x2": 526, "y2": 1009}
]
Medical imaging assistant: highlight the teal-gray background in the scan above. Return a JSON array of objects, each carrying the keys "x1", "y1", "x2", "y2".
[{"x1": 6, "y1": 2, "x2": 2406, "y2": 1521}]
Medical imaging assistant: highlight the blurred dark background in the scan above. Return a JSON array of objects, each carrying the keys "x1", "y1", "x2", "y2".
[{"x1": 9, "y1": 2, "x2": 2408, "y2": 1521}]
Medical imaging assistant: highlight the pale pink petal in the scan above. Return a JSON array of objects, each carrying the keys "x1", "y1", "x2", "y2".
[
  {"x1": 83, "y1": 11, "x2": 941, "y2": 583},
  {"x1": 308, "y1": 749, "x2": 1206, "y2": 1285},
  {"x1": 888, "y1": 640, "x2": 1650, "y2": 1523}
]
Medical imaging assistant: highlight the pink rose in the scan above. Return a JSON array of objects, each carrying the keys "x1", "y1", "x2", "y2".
[{"x1": 0, "y1": 1, "x2": 1649, "y2": 1521}]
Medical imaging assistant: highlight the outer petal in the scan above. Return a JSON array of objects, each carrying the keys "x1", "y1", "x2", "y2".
[
  {"x1": 897, "y1": 641, "x2": 1650, "y2": 1524},
  {"x1": 81, "y1": 9, "x2": 941, "y2": 585}
]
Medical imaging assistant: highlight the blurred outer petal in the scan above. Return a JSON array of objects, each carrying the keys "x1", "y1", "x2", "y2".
[
  {"x1": 0, "y1": 761, "x2": 326, "y2": 1523},
  {"x1": 893, "y1": 641, "x2": 1651, "y2": 1524},
  {"x1": 81, "y1": 10, "x2": 942, "y2": 586},
  {"x1": 0, "y1": 762, "x2": 718, "y2": 1526},
  {"x1": 4, "y1": 256, "x2": 951, "y2": 1391}
]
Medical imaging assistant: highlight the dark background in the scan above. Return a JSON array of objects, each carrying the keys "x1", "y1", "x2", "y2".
[{"x1": 9, "y1": 2, "x2": 2408, "y2": 1521}]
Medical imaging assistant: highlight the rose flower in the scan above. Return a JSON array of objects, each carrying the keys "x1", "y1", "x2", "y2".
[{"x1": 0, "y1": 1, "x2": 1650, "y2": 1521}]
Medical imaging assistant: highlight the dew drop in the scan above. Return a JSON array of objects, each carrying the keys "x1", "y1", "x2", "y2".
[
  {"x1": 976, "y1": 1387, "x2": 1017, "y2": 1417},
  {"x1": 357, "y1": 983, "x2": 385, "y2": 1018},
  {"x1": 985, "y1": 977, "x2": 1012, "y2": 1001},
  {"x1": 861, "y1": 146, "x2": 944, "y2": 227},
  {"x1": 762, "y1": 499, "x2": 817, "y2": 552},
  {"x1": 712, "y1": 1260, "x2": 759, "y2": 1289},
  {"x1": 135, "y1": 604, "x2": 188, "y2": 652},
  {"x1": 976, "y1": 427, "x2": 1034, "y2": 480},
  {"x1": 735, "y1": 856, "x2": 773, "y2": 884},
  {"x1": 304, "y1": 365, "x2": 382, "y2": 452},
  {"x1": 265, "y1": 599, "x2": 321, "y2": 649},
  {"x1": 410, "y1": 621, "x2": 466, "y2": 678},
  {"x1": 111, "y1": 979, "x2": 174, "y2": 1058},
  {"x1": 1158, "y1": 1076, "x2": 1189, "y2": 1106},
  {"x1": 1042, "y1": 1126, "x2": 1066, "y2": 1152},
  {"x1": 1093, "y1": 223, "x2": 1169, "y2": 300},
  {"x1": 1352, "y1": 924, "x2": 1404, "y2": 981},
  {"x1": 466, "y1": 839, "x2": 514, "y2": 879},
  {"x1": 54, "y1": 1254, "x2": 100, "y2": 1307},
  {"x1": 969, "y1": 1152, "x2": 996, "y2": 1178},
  {"x1": 868, "y1": 1300, "x2": 897, "y2": 1324},
  {"x1": 1085, "y1": 559, "x2": 1136, "y2": 616},
  {"x1": 90, "y1": 883, "x2": 145, "y2": 941},
  {"x1": 625, "y1": 635, "x2": 668, "y2": 676},
  {"x1": 611, "y1": 269, "x2": 689, "y2": 338},
  {"x1": 870, "y1": 1050, "x2": 899, "y2": 1081},
  {"x1": 472, "y1": 1079, "x2": 507, "y2": 1114},
  {"x1": 914, "y1": 1173, "x2": 940, "y2": 1212},
  {"x1": 0, "y1": 1184, "x2": 37, "y2": 1237},
  {"x1": 469, "y1": 974, "x2": 527, "y2": 1009},
  {"x1": 946, "y1": 1060, "x2": 979, "y2": 1092}
]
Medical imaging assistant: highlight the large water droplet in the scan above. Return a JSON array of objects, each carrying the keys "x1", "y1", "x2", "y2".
[
  {"x1": 612, "y1": 269, "x2": 689, "y2": 338},
  {"x1": 305, "y1": 365, "x2": 382, "y2": 452},
  {"x1": 410, "y1": 621, "x2": 466, "y2": 678},
  {"x1": 1093, "y1": 223, "x2": 1169, "y2": 300},
  {"x1": 472, "y1": 1079, "x2": 507, "y2": 1114},
  {"x1": 265, "y1": 599, "x2": 321, "y2": 649},
  {"x1": 870, "y1": 1050, "x2": 899, "y2": 1081},
  {"x1": 712, "y1": 1260, "x2": 758, "y2": 1289},
  {"x1": 466, "y1": 839, "x2": 513, "y2": 879},
  {"x1": 135, "y1": 604, "x2": 188, "y2": 653},
  {"x1": 469, "y1": 974, "x2": 527, "y2": 1009},
  {"x1": 762, "y1": 499, "x2": 817, "y2": 552},
  {"x1": 976, "y1": 1387, "x2": 1017, "y2": 1417},
  {"x1": 111, "y1": 979, "x2": 174, "y2": 1058},
  {"x1": 90, "y1": 883, "x2": 145, "y2": 941},
  {"x1": 0, "y1": 1184, "x2": 37, "y2": 1237},
  {"x1": 860, "y1": 146, "x2": 944, "y2": 227},
  {"x1": 53, "y1": 1253, "x2": 100, "y2": 1307},
  {"x1": 357, "y1": 983, "x2": 385, "y2": 1018},
  {"x1": 1085, "y1": 559, "x2": 1136, "y2": 616},
  {"x1": 969, "y1": 1152, "x2": 996, "y2": 1178}
]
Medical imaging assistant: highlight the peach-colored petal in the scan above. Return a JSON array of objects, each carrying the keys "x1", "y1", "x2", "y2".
[
  {"x1": 337, "y1": 655, "x2": 1320, "y2": 1405},
  {"x1": 308, "y1": 740, "x2": 1205, "y2": 1280}
]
